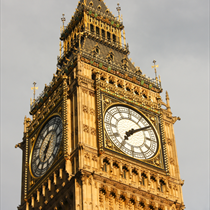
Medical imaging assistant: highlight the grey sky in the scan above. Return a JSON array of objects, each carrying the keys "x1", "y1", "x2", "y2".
[{"x1": 1, "y1": 0, "x2": 209, "y2": 209}]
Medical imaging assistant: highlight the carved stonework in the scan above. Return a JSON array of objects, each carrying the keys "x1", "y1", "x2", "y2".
[
  {"x1": 82, "y1": 88, "x2": 88, "y2": 94},
  {"x1": 90, "y1": 128, "x2": 96, "y2": 136},
  {"x1": 89, "y1": 91, "x2": 95, "y2": 97},
  {"x1": 90, "y1": 108, "x2": 95, "y2": 115},
  {"x1": 83, "y1": 105, "x2": 88, "y2": 113},
  {"x1": 169, "y1": 157, "x2": 175, "y2": 165},
  {"x1": 167, "y1": 138, "x2": 172, "y2": 146},
  {"x1": 83, "y1": 124, "x2": 89, "y2": 133}
]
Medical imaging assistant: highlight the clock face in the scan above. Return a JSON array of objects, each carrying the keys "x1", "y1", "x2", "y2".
[
  {"x1": 104, "y1": 105, "x2": 159, "y2": 160},
  {"x1": 30, "y1": 116, "x2": 63, "y2": 177}
]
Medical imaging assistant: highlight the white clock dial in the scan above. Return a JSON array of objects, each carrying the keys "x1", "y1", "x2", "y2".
[
  {"x1": 30, "y1": 116, "x2": 63, "y2": 177},
  {"x1": 104, "y1": 105, "x2": 158, "y2": 159}
]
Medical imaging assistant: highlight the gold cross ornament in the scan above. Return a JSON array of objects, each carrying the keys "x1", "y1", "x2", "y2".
[
  {"x1": 31, "y1": 82, "x2": 38, "y2": 102},
  {"x1": 152, "y1": 60, "x2": 159, "y2": 80}
]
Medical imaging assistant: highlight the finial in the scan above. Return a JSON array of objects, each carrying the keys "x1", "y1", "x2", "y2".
[
  {"x1": 116, "y1": 3, "x2": 121, "y2": 21},
  {"x1": 152, "y1": 60, "x2": 159, "y2": 80},
  {"x1": 61, "y1": 14, "x2": 66, "y2": 27},
  {"x1": 31, "y1": 82, "x2": 38, "y2": 103}
]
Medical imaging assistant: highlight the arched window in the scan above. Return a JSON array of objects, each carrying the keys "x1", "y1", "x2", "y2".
[
  {"x1": 96, "y1": 27, "x2": 100, "y2": 35},
  {"x1": 159, "y1": 180, "x2": 165, "y2": 192},
  {"x1": 102, "y1": 29, "x2": 105, "y2": 39},
  {"x1": 90, "y1": 24, "x2": 94, "y2": 33},
  {"x1": 102, "y1": 163, "x2": 107, "y2": 172},
  {"x1": 113, "y1": 34, "x2": 116, "y2": 43},
  {"x1": 107, "y1": 32, "x2": 111, "y2": 41},
  {"x1": 102, "y1": 159, "x2": 109, "y2": 172},
  {"x1": 122, "y1": 166, "x2": 128, "y2": 179},
  {"x1": 141, "y1": 173, "x2": 147, "y2": 186}
]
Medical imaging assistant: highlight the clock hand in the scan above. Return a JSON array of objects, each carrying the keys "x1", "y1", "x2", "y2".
[
  {"x1": 43, "y1": 133, "x2": 53, "y2": 161},
  {"x1": 125, "y1": 126, "x2": 150, "y2": 140}
]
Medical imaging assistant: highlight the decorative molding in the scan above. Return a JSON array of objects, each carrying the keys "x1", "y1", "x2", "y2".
[
  {"x1": 63, "y1": 74, "x2": 68, "y2": 159},
  {"x1": 90, "y1": 127, "x2": 96, "y2": 136},
  {"x1": 90, "y1": 108, "x2": 95, "y2": 115},
  {"x1": 83, "y1": 124, "x2": 89, "y2": 133},
  {"x1": 82, "y1": 105, "x2": 88, "y2": 113}
]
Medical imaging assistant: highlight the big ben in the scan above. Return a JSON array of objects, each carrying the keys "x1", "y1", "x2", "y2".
[{"x1": 17, "y1": 0, "x2": 185, "y2": 209}]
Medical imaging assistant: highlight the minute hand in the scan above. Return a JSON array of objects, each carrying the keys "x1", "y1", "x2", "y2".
[{"x1": 125, "y1": 126, "x2": 150, "y2": 140}]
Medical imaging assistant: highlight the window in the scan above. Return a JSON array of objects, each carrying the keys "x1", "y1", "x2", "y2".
[
  {"x1": 102, "y1": 29, "x2": 105, "y2": 38},
  {"x1": 107, "y1": 32, "x2": 111, "y2": 41},
  {"x1": 122, "y1": 170, "x2": 126, "y2": 179},
  {"x1": 126, "y1": 87, "x2": 130, "y2": 91},
  {"x1": 141, "y1": 173, "x2": 147, "y2": 186},
  {"x1": 113, "y1": 34, "x2": 116, "y2": 43},
  {"x1": 141, "y1": 177, "x2": 145, "y2": 185},
  {"x1": 96, "y1": 27, "x2": 99, "y2": 35},
  {"x1": 117, "y1": 83, "x2": 123, "y2": 88},
  {"x1": 121, "y1": 166, "x2": 128, "y2": 179},
  {"x1": 159, "y1": 180, "x2": 165, "y2": 192},
  {"x1": 102, "y1": 163, "x2": 107, "y2": 172},
  {"x1": 90, "y1": 24, "x2": 94, "y2": 33},
  {"x1": 109, "y1": 79, "x2": 114, "y2": 85},
  {"x1": 160, "y1": 182, "x2": 164, "y2": 192}
]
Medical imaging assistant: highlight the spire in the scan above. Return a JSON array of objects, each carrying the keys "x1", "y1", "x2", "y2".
[{"x1": 116, "y1": 3, "x2": 121, "y2": 21}]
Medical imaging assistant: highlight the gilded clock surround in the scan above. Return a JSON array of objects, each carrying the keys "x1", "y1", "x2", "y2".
[{"x1": 100, "y1": 93, "x2": 165, "y2": 170}]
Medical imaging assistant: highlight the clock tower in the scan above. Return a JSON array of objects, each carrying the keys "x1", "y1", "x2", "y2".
[{"x1": 17, "y1": 0, "x2": 185, "y2": 210}]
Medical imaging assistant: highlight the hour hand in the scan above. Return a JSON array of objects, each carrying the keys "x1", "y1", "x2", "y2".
[
  {"x1": 125, "y1": 126, "x2": 150, "y2": 140},
  {"x1": 43, "y1": 140, "x2": 50, "y2": 161}
]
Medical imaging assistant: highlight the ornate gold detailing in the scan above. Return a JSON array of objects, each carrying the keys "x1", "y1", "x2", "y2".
[
  {"x1": 82, "y1": 105, "x2": 88, "y2": 113},
  {"x1": 159, "y1": 114, "x2": 170, "y2": 174},
  {"x1": 82, "y1": 88, "x2": 88, "y2": 94},
  {"x1": 95, "y1": 71, "x2": 104, "y2": 154},
  {"x1": 63, "y1": 74, "x2": 68, "y2": 159},
  {"x1": 90, "y1": 128, "x2": 96, "y2": 136},
  {"x1": 172, "y1": 116, "x2": 181, "y2": 124},
  {"x1": 152, "y1": 60, "x2": 159, "y2": 81},
  {"x1": 83, "y1": 124, "x2": 89, "y2": 133},
  {"x1": 31, "y1": 82, "x2": 38, "y2": 103},
  {"x1": 89, "y1": 91, "x2": 95, "y2": 97},
  {"x1": 90, "y1": 108, "x2": 95, "y2": 115},
  {"x1": 169, "y1": 157, "x2": 175, "y2": 165}
]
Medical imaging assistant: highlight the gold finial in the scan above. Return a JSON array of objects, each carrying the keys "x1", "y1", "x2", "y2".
[
  {"x1": 159, "y1": 75, "x2": 161, "y2": 82},
  {"x1": 61, "y1": 14, "x2": 66, "y2": 28},
  {"x1": 31, "y1": 82, "x2": 38, "y2": 102},
  {"x1": 152, "y1": 60, "x2": 159, "y2": 80},
  {"x1": 116, "y1": 3, "x2": 121, "y2": 21}
]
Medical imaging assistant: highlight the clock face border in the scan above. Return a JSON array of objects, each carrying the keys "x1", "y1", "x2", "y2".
[
  {"x1": 29, "y1": 113, "x2": 63, "y2": 179},
  {"x1": 103, "y1": 102, "x2": 161, "y2": 161}
]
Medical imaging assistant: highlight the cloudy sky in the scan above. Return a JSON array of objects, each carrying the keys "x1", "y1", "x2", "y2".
[{"x1": 1, "y1": 0, "x2": 209, "y2": 209}]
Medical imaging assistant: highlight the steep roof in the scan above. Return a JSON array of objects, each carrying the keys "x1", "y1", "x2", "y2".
[
  {"x1": 81, "y1": 38, "x2": 137, "y2": 73},
  {"x1": 80, "y1": 0, "x2": 115, "y2": 18}
]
